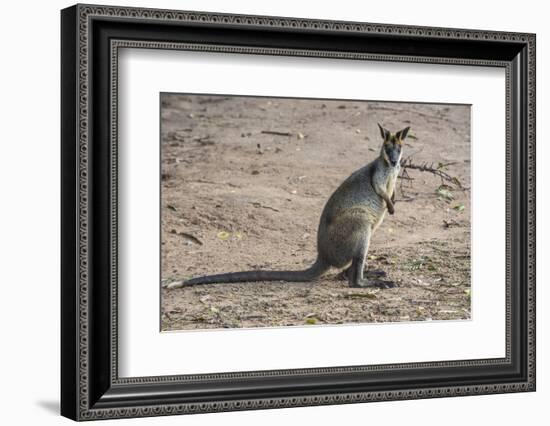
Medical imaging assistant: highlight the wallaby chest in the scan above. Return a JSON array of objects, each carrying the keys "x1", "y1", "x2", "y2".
[
  {"x1": 386, "y1": 165, "x2": 400, "y2": 196},
  {"x1": 372, "y1": 163, "x2": 399, "y2": 195}
]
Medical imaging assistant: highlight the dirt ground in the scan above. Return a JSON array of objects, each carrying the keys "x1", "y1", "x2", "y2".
[{"x1": 160, "y1": 94, "x2": 471, "y2": 331}]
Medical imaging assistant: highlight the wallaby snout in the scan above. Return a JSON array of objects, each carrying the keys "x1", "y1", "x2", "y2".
[{"x1": 388, "y1": 152, "x2": 400, "y2": 167}]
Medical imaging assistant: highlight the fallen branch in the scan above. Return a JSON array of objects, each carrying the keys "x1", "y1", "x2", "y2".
[
  {"x1": 400, "y1": 158, "x2": 465, "y2": 189},
  {"x1": 398, "y1": 166, "x2": 415, "y2": 198},
  {"x1": 261, "y1": 130, "x2": 293, "y2": 137},
  {"x1": 398, "y1": 174, "x2": 414, "y2": 181},
  {"x1": 250, "y1": 202, "x2": 280, "y2": 212},
  {"x1": 191, "y1": 179, "x2": 241, "y2": 188},
  {"x1": 169, "y1": 229, "x2": 203, "y2": 245}
]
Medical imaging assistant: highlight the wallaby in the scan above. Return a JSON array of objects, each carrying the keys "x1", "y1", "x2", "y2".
[{"x1": 168, "y1": 124, "x2": 409, "y2": 289}]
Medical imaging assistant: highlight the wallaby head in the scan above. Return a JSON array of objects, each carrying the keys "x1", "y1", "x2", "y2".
[{"x1": 377, "y1": 123, "x2": 410, "y2": 167}]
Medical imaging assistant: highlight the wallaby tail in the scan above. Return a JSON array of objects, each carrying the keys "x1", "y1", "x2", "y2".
[{"x1": 166, "y1": 258, "x2": 329, "y2": 289}]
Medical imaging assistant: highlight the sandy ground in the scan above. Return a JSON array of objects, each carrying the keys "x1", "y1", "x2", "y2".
[{"x1": 160, "y1": 94, "x2": 471, "y2": 331}]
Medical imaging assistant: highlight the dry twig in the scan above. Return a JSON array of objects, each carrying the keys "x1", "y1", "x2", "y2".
[
  {"x1": 401, "y1": 158, "x2": 463, "y2": 188},
  {"x1": 261, "y1": 130, "x2": 293, "y2": 137}
]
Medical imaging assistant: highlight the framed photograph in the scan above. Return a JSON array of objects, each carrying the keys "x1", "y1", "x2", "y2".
[{"x1": 61, "y1": 4, "x2": 536, "y2": 421}]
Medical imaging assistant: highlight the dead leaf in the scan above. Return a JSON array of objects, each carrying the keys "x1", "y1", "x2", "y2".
[
  {"x1": 436, "y1": 186, "x2": 454, "y2": 201},
  {"x1": 453, "y1": 203, "x2": 465, "y2": 212},
  {"x1": 217, "y1": 231, "x2": 230, "y2": 241}
]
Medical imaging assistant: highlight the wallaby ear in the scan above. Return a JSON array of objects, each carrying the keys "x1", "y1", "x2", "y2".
[
  {"x1": 396, "y1": 126, "x2": 410, "y2": 141},
  {"x1": 378, "y1": 123, "x2": 390, "y2": 141}
]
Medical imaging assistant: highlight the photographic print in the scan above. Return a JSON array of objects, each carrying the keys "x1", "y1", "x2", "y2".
[{"x1": 160, "y1": 94, "x2": 471, "y2": 331}]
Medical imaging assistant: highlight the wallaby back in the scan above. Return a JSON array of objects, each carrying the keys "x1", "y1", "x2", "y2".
[{"x1": 316, "y1": 159, "x2": 392, "y2": 268}]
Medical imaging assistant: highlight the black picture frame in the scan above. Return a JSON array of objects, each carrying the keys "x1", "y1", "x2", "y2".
[{"x1": 61, "y1": 4, "x2": 536, "y2": 421}]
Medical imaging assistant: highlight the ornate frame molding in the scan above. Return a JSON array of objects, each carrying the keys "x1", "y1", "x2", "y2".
[{"x1": 61, "y1": 4, "x2": 535, "y2": 421}]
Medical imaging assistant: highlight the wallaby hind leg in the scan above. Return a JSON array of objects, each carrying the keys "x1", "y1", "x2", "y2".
[
  {"x1": 347, "y1": 255, "x2": 367, "y2": 288},
  {"x1": 347, "y1": 227, "x2": 371, "y2": 288},
  {"x1": 348, "y1": 228, "x2": 396, "y2": 289}
]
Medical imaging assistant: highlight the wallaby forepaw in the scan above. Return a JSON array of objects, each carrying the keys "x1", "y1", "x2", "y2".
[{"x1": 387, "y1": 205, "x2": 395, "y2": 215}]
